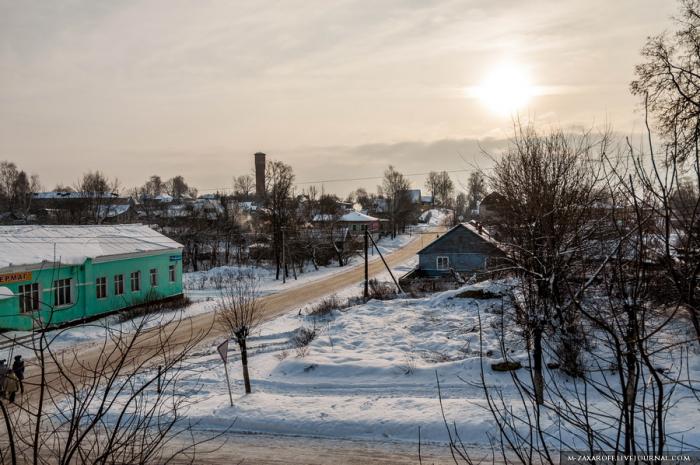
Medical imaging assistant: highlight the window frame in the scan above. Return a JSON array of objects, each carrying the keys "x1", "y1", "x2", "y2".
[
  {"x1": 436, "y1": 256, "x2": 450, "y2": 270},
  {"x1": 53, "y1": 278, "x2": 72, "y2": 308},
  {"x1": 149, "y1": 268, "x2": 158, "y2": 287},
  {"x1": 168, "y1": 265, "x2": 176, "y2": 283},
  {"x1": 114, "y1": 274, "x2": 124, "y2": 296},
  {"x1": 130, "y1": 271, "x2": 141, "y2": 293},
  {"x1": 96, "y1": 276, "x2": 108, "y2": 299},
  {"x1": 18, "y1": 282, "x2": 40, "y2": 313}
]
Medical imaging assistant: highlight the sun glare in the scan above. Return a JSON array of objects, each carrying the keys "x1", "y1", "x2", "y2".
[{"x1": 468, "y1": 63, "x2": 535, "y2": 116}]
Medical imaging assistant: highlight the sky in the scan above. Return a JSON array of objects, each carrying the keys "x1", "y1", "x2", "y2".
[{"x1": 0, "y1": 0, "x2": 678, "y2": 196}]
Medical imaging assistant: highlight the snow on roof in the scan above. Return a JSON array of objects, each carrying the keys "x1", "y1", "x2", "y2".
[
  {"x1": 97, "y1": 204, "x2": 131, "y2": 218},
  {"x1": 313, "y1": 211, "x2": 379, "y2": 222},
  {"x1": 340, "y1": 211, "x2": 378, "y2": 222},
  {"x1": 33, "y1": 191, "x2": 120, "y2": 199},
  {"x1": 0, "y1": 225, "x2": 182, "y2": 270}
]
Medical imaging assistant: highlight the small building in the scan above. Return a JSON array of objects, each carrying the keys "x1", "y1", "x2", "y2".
[
  {"x1": 407, "y1": 189, "x2": 422, "y2": 204},
  {"x1": 0, "y1": 225, "x2": 184, "y2": 331},
  {"x1": 478, "y1": 192, "x2": 508, "y2": 224},
  {"x1": 312, "y1": 211, "x2": 384, "y2": 234},
  {"x1": 401, "y1": 222, "x2": 504, "y2": 283}
]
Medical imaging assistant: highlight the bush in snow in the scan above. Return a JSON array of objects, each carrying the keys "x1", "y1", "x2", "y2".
[
  {"x1": 308, "y1": 295, "x2": 346, "y2": 317},
  {"x1": 292, "y1": 326, "x2": 317, "y2": 358},
  {"x1": 367, "y1": 278, "x2": 397, "y2": 300}
]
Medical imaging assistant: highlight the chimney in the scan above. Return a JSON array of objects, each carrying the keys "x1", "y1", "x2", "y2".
[{"x1": 254, "y1": 152, "x2": 266, "y2": 199}]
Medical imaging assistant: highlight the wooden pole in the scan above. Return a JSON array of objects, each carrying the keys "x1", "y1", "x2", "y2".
[
  {"x1": 367, "y1": 233, "x2": 403, "y2": 294},
  {"x1": 281, "y1": 226, "x2": 286, "y2": 284},
  {"x1": 364, "y1": 227, "x2": 369, "y2": 300}
]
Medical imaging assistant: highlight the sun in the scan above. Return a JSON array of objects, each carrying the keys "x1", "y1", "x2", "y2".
[{"x1": 467, "y1": 63, "x2": 535, "y2": 116}]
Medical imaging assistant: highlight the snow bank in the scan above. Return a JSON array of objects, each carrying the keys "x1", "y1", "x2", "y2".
[{"x1": 419, "y1": 209, "x2": 453, "y2": 227}]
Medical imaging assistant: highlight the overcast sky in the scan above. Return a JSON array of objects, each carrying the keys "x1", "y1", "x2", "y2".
[{"x1": 0, "y1": 0, "x2": 677, "y2": 195}]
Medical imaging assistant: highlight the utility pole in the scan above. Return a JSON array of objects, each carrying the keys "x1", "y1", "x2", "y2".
[
  {"x1": 281, "y1": 226, "x2": 286, "y2": 284},
  {"x1": 364, "y1": 226, "x2": 369, "y2": 300},
  {"x1": 367, "y1": 232, "x2": 403, "y2": 294}
]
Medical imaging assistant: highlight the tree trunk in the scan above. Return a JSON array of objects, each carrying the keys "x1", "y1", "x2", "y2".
[
  {"x1": 533, "y1": 325, "x2": 544, "y2": 405},
  {"x1": 239, "y1": 338, "x2": 252, "y2": 394}
]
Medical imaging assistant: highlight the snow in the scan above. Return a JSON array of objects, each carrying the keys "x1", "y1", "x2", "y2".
[
  {"x1": 12, "y1": 227, "x2": 700, "y2": 451},
  {"x1": 110, "y1": 277, "x2": 700, "y2": 448},
  {"x1": 312, "y1": 211, "x2": 379, "y2": 223},
  {"x1": 112, "y1": 280, "x2": 526, "y2": 444},
  {"x1": 0, "y1": 224, "x2": 182, "y2": 269},
  {"x1": 419, "y1": 208, "x2": 453, "y2": 226},
  {"x1": 32, "y1": 191, "x2": 119, "y2": 199}
]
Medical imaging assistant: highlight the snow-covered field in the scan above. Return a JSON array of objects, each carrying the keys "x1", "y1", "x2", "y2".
[
  {"x1": 127, "y1": 281, "x2": 520, "y2": 444},
  {"x1": 118, "y1": 278, "x2": 699, "y2": 449}
]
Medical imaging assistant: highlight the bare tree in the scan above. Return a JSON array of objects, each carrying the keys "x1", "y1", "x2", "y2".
[
  {"x1": 489, "y1": 123, "x2": 607, "y2": 399},
  {"x1": 631, "y1": 0, "x2": 700, "y2": 162},
  {"x1": 165, "y1": 175, "x2": 193, "y2": 199},
  {"x1": 466, "y1": 171, "x2": 487, "y2": 212},
  {"x1": 0, "y1": 298, "x2": 222, "y2": 464},
  {"x1": 216, "y1": 274, "x2": 265, "y2": 394},
  {"x1": 233, "y1": 175, "x2": 255, "y2": 199},
  {"x1": 383, "y1": 165, "x2": 413, "y2": 238},
  {"x1": 264, "y1": 160, "x2": 295, "y2": 280},
  {"x1": 74, "y1": 170, "x2": 120, "y2": 224}
]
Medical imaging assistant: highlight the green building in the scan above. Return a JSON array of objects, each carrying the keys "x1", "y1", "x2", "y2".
[{"x1": 0, "y1": 225, "x2": 184, "y2": 331}]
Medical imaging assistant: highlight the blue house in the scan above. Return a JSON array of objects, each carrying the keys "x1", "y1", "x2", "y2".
[{"x1": 402, "y1": 222, "x2": 504, "y2": 283}]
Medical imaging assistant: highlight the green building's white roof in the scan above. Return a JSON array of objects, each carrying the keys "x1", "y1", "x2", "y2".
[{"x1": 0, "y1": 224, "x2": 182, "y2": 270}]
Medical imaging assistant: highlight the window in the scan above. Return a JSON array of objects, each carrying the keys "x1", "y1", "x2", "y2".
[
  {"x1": 114, "y1": 274, "x2": 124, "y2": 296},
  {"x1": 149, "y1": 268, "x2": 158, "y2": 287},
  {"x1": 130, "y1": 271, "x2": 141, "y2": 292},
  {"x1": 18, "y1": 283, "x2": 40, "y2": 313},
  {"x1": 96, "y1": 276, "x2": 107, "y2": 299},
  {"x1": 53, "y1": 278, "x2": 72, "y2": 307},
  {"x1": 168, "y1": 265, "x2": 176, "y2": 283},
  {"x1": 436, "y1": 256, "x2": 450, "y2": 270}
]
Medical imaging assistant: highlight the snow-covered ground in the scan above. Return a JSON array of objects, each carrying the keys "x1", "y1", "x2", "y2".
[
  {"x1": 163, "y1": 281, "x2": 516, "y2": 444},
  {"x1": 121, "y1": 278, "x2": 700, "y2": 448}
]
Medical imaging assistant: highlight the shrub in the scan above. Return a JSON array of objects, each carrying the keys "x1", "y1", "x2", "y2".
[
  {"x1": 308, "y1": 295, "x2": 344, "y2": 317},
  {"x1": 117, "y1": 294, "x2": 192, "y2": 323},
  {"x1": 367, "y1": 278, "x2": 397, "y2": 300},
  {"x1": 292, "y1": 326, "x2": 317, "y2": 358}
]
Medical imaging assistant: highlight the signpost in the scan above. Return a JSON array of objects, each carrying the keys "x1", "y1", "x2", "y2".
[{"x1": 217, "y1": 339, "x2": 234, "y2": 407}]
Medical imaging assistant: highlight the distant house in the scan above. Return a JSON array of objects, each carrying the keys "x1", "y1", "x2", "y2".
[
  {"x1": 312, "y1": 211, "x2": 384, "y2": 234},
  {"x1": 478, "y1": 192, "x2": 508, "y2": 223},
  {"x1": 0, "y1": 224, "x2": 183, "y2": 331},
  {"x1": 401, "y1": 222, "x2": 505, "y2": 283},
  {"x1": 31, "y1": 192, "x2": 136, "y2": 223},
  {"x1": 407, "y1": 189, "x2": 422, "y2": 204}
]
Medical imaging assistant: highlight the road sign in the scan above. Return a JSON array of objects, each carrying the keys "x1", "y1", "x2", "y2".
[
  {"x1": 217, "y1": 339, "x2": 234, "y2": 406},
  {"x1": 217, "y1": 339, "x2": 229, "y2": 364}
]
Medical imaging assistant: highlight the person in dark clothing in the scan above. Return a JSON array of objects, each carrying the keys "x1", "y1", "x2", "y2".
[
  {"x1": 0, "y1": 359, "x2": 7, "y2": 398},
  {"x1": 4, "y1": 372, "x2": 18, "y2": 403},
  {"x1": 12, "y1": 355, "x2": 24, "y2": 393}
]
